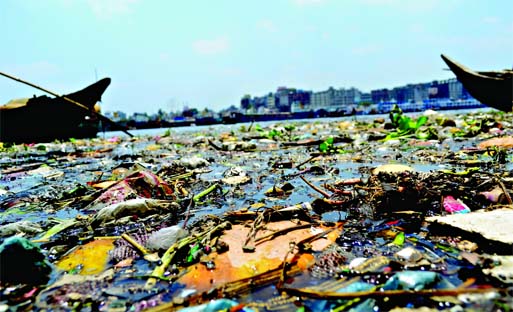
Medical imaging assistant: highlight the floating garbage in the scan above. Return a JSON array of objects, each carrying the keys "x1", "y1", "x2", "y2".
[
  {"x1": 442, "y1": 195, "x2": 471, "y2": 214},
  {"x1": 146, "y1": 225, "x2": 188, "y2": 251},
  {"x1": 90, "y1": 198, "x2": 181, "y2": 227},
  {"x1": 0, "y1": 109, "x2": 512, "y2": 310}
]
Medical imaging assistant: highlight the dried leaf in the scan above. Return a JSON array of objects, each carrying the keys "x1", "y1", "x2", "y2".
[
  {"x1": 478, "y1": 136, "x2": 513, "y2": 149},
  {"x1": 177, "y1": 221, "x2": 334, "y2": 292},
  {"x1": 56, "y1": 238, "x2": 116, "y2": 275}
]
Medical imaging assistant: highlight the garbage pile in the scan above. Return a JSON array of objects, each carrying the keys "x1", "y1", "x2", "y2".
[{"x1": 1, "y1": 108, "x2": 512, "y2": 311}]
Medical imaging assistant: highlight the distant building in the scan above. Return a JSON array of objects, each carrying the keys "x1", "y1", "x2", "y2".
[
  {"x1": 298, "y1": 86, "x2": 361, "y2": 112},
  {"x1": 359, "y1": 93, "x2": 372, "y2": 104},
  {"x1": 341, "y1": 87, "x2": 361, "y2": 106},
  {"x1": 266, "y1": 93, "x2": 276, "y2": 110},
  {"x1": 105, "y1": 110, "x2": 127, "y2": 122},
  {"x1": 290, "y1": 89, "x2": 312, "y2": 112},
  {"x1": 429, "y1": 81, "x2": 446, "y2": 99},
  {"x1": 311, "y1": 88, "x2": 333, "y2": 110},
  {"x1": 371, "y1": 89, "x2": 390, "y2": 103},
  {"x1": 275, "y1": 87, "x2": 293, "y2": 112},
  {"x1": 239, "y1": 76, "x2": 473, "y2": 114},
  {"x1": 131, "y1": 112, "x2": 150, "y2": 123},
  {"x1": 413, "y1": 83, "x2": 430, "y2": 102}
]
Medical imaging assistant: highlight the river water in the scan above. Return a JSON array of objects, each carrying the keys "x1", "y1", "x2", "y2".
[{"x1": 97, "y1": 108, "x2": 493, "y2": 139}]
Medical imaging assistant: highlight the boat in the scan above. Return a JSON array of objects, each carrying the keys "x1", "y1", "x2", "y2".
[
  {"x1": 0, "y1": 78, "x2": 111, "y2": 143},
  {"x1": 440, "y1": 54, "x2": 512, "y2": 112}
]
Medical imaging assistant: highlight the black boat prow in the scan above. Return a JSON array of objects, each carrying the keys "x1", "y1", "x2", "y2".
[
  {"x1": 62, "y1": 77, "x2": 111, "y2": 109},
  {"x1": 0, "y1": 78, "x2": 112, "y2": 143},
  {"x1": 441, "y1": 54, "x2": 512, "y2": 112}
]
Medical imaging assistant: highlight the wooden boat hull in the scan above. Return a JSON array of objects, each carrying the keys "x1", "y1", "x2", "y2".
[
  {"x1": 0, "y1": 78, "x2": 111, "y2": 143},
  {"x1": 441, "y1": 54, "x2": 512, "y2": 112}
]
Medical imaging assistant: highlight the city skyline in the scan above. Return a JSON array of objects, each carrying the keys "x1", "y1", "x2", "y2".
[
  {"x1": 1, "y1": 0, "x2": 511, "y2": 115},
  {"x1": 109, "y1": 76, "x2": 471, "y2": 120}
]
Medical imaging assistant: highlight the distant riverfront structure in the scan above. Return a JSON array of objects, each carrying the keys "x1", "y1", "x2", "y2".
[
  {"x1": 240, "y1": 77, "x2": 480, "y2": 116},
  {"x1": 105, "y1": 77, "x2": 485, "y2": 129}
]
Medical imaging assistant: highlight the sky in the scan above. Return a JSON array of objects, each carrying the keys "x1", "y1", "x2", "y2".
[{"x1": 0, "y1": 0, "x2": 512, "y2": 115}]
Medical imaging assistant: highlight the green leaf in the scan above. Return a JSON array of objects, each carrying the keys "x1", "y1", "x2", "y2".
[
  {"x1": 319, "y1": 136, "x2": 334, "y2": 153},
  {"x1": 267, "y1": 129, "x2": 281, "y2": 139},
  {"x1": 415, "y1": 116, "x2": 428, "y2": 128},
  {"x1": 397, "y1": 116, "x2": 412, "y2": 131},
  {"x1": 416, "y1": 131, "x2": 430, "y2": 140},
  {"x1": 284, "y1": 124, "x2": 296, "y2": 132},
  {"x1": 392, "y1": 232, "x2": 405, "y2": 246},
  {"x1": 187, "y1": 244, "x2": 201, "y2": 263},
  {"x1": 319, "y1": 141, "x2": 329, "y2": 153},
  {"x1": 35, "y1": 218, "x2": 79, "y2": 242}
]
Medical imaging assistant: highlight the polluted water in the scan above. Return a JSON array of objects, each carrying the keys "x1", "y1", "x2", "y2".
[{"x1": 0, "y1": 108, "x2": 513, "y2": 311}]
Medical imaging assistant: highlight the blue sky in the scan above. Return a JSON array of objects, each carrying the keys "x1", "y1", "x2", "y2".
[{"x1": 1, "y1": 0, "x2": 511, "y2": 115}]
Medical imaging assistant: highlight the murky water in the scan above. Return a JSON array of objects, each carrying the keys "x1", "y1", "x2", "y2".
[{"x1": 1, "y1": 107, "x2": 511, "y2": 311}]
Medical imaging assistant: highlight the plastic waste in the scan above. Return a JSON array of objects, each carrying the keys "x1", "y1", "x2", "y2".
[
  {"x1": 0, "y1": 220, "x2": 42, "y2": 238},
  {"x1": 179, "y1": 156, "x2": 210, "y2": 169},
  {"x1": 178, "y1": 298, "x2": 242, "y2": 312},
  {"x1": 146, "y1": 225, "x2": 188, "y2": 251},
  {"x1": 383, "y1": 270, "x2": 438, "y2": 291},
  {"x1": 221, "y1": 166, "x2": 251, "y2": 185},
  {"x1": 86, "y1": 170, "x2": 174, "y2": 211},
  {"x1": 91, "y1": 198, "x2": 180, "y2": 227},
  {"x1": 443, "y1": 195, "x2": 470, "y2": 214}
]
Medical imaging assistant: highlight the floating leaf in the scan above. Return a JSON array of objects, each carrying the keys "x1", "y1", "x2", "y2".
[
  {"x1": 478, "y1": 136, "x2": 513, "y2": 149},
  {"x1": 264, "y1": 186, "x2": 285, "y2": 197},
  {"x1": 392, "y1": 231, "x2": 405, "y2": 246},
  {"x1": 319, "y1": 136, "x2": 334, "y2": 153},
  {"x1": 145, "y1": 144, "x2": 161, "y2": 151},
  {"x1": 187, "y1": 243, "x2": 201, "y2": 263},
  {"x1": 89, "y1": 180, "x2": 117, "y2": 189},
  {"x1": 177, "y1": 221, "x2": 334, "y2": 293},
  {"x1": 56, "y1": 238, "x2": 116, "y2": 275},
  {"x1": 33, "y1": 218, "x2": 79, "y2": 243}
]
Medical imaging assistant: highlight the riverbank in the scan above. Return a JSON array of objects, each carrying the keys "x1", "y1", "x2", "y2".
[
  {"x1": 98, "y1": 107, "x2": 493, "y2": 139},
  {"x1": 108, "y1": 98, "x2": 487, "y2": 132}
]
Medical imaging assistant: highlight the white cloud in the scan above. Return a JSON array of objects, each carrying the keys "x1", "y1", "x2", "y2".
[
  {"x1": 192, "y1": 37, "x2": 229, "y2": 55},
  {"x1": 482, "y1": 16, "x2": 500, "y2": 24},
  {"x1": 291, "y1": 0, "x2": 327, "y2": 6},
  {"x1": 359, "y1": 0, "x2": 442, "y2": 12},
  {"x1": 159, "y1": 53, "x2": 171, "y2": 62},
  {"x1": 220, "y1": 67, "x2": 242, "y2": 77},
  {"x1": 86, "y1": 0, "x2": 138, "y2": 19},
  {"x1": 409, "y1": 23, "x2": 426, "y2": 34},
  {"x1": 351, "y1": 44, "x2": 382, "y2": 56},
  {"x1": 256, "y1": 19, "x2": 277, "y2": 33}
]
